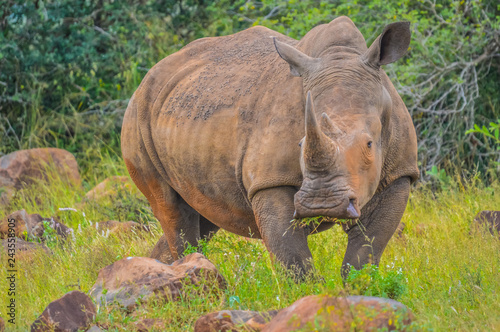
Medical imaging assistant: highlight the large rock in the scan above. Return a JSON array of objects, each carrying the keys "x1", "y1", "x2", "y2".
[
  {"x1": 90, "y1": 253, "x2": 226, "y2": 311},
  {"x1": 0, "y1": 210, "x2": 72, "y2": 241},
  {"x1": 194, "y1": 310, "x2": 279, "y2": 332},
  {"x1": 31, "y1": 291, "x2": 96, "y2": 332},
  {"x1": 262, "y1": 295, "x2": 414, "y2": 332},
  {"x1": 0, "y1": 148, "x2": 81, "y2": 205},
  {"x1": 473, "y1": 210, "x2": 500, "y2": 239},
  {"x1": 84, "y1": 176, "x2": 133, "y2": 201}
]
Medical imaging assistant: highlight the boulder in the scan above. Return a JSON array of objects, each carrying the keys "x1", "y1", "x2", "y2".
[
  {"x1": 31, "y1": 291, "x2": 96, "y2": 332},
  {"x1": 90, "y1": 253, "x2": 226, "y2": 311},
  {"x1": 84, "y1": 176, "x2": 133, "y2": 201},
  {"x1": 0, "y1": 148, "x2": 81, "y2": 205},
  {"x1": 473, "y1": 210, "x2": 500, "y2": 239},
  {"x1": 262, "y1": 295, "x2": 414, "y2": 332},
  {"x1": 150, "y1": 234, "x2": 174, "y2": 264},
  {"x1": 95, "y1": 220, "x2": 150, "y2": 237},
  {"x1": 1, "y1": 237, "x2": 50, "y2": 256},
  {"x1": 194, "y1": 310, "x2": 279, "y2": 332},
  {"x1": 0, "y1": 210, "x2": 72, "y2": 241}
]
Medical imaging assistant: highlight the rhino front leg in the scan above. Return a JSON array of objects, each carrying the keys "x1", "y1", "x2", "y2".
[
  {"x1": 251, "y1": 186, "x2": 313, "y2": 277},
  {"x1": 341, "y1": 176, "x2": 411, "y2": 279}
]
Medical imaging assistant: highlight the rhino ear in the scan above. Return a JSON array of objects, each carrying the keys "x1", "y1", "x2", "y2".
[
  {"x1": 273, "y1": 37, "x2": 320, "y2": 77},
  {"x1": 362, "y1": 22, "x2": 411, "y2": 67}
]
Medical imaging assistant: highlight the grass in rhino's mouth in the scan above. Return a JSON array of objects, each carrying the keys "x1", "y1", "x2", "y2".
[{"x1": 293, "y1": 216, "x2": 349, "y2": 227}]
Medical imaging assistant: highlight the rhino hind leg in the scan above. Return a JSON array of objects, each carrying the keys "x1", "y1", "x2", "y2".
[
  {"x1": 251, "y1": 186, "x2": 313, "y2": 278},
  {"x1": 199, "y1": 215, "x2": 220, "y2": 242}
]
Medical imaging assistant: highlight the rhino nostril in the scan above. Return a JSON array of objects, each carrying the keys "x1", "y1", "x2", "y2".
[{"x1": 346, "y1": 199, "x2": 360, "y2": 219}]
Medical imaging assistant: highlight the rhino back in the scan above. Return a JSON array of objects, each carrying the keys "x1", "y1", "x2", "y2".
[{"x1": 126, "y1": 26, "x2": 305, "y2": 232}]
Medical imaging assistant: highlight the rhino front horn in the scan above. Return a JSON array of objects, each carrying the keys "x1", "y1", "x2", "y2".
[{"x1": 304, "y1": 91, "x2": 336, "y2": 170}]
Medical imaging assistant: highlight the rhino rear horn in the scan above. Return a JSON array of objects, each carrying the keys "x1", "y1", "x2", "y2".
[
  {"x1": 362, "y1": 21, "x2": 411, "y2": 67},
  {"x1": 321, "y1": 113, "x2": 343, "y2": 138},
  {"x1": 304, "y1": 91, "x2": 336, "y2": 170},
  {"x1": 273, "y1": 38, "x2": 320, "y2": 77}
]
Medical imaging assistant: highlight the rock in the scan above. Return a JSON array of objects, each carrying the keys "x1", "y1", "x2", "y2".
[
  {"x1": 150, "y1": 234, "x2": 174, "y2": 264},
  {"x1": 194, "y1": 310, "x2": 279, "y2": 332},
  {"x1": 84, "y1": 176, "x2": 133, "y2": 201},
  {"x1": 90, "y1": 253, "x2": 226, "y2": 311},
  {"x1": 95, "y1": 220, "x2": 150, "y2": 237},
  {"x1": 134, "y1": 318, "x2": 166, "y2": 332},
  {"x1": 0, "y1": 210, "x2": 72, "y2": 241},
  {"x1": 473, "y1": 210, "x2": 500, "y2": 239},
  {"x1": 1, "y1": 237, "x2": 51, "y2": 255},
  {"x1": 86, "y1": 326, "x2": 103, "y2": 332},
  {"x1": 0, "y1": 317, "x2": 5, "y2": 332},
  {"x1": 262, "y1": 295, "x2": 414, "y2": 332},
  {"x1": 0, "y1": 148, "x2": 81, "y2": 205},
  {"x1": 31, "y1": 291, "x2": 96, "y2": 332}
]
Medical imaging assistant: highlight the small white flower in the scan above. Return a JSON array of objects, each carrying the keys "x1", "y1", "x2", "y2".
[{"x1": 59, "y1": 207, "x2": 78, "y2": 212}]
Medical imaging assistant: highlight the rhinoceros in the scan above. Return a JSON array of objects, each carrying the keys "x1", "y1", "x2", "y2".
[{"x1": 121, "y1": 16, "x2": 419, "y2": 278}]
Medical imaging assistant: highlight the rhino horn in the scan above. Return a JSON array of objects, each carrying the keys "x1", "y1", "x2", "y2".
[
  {"x1": 320, "y1": 112, "x2": 343, "y2": 137},
  {"x1": 304, "y1": 91, "x2": 336, "y2": 170}
]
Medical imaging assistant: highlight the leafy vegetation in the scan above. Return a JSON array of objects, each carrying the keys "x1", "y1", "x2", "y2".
[
  {"x1": 0, "y1": 165, "x2": 499, "y2": 330},
  {"x1": 1, "y1": 1, "x2": 499, "y2": 330},
  {"x1": 1, "y1": 0, "x2": 499, "y2": 181}
]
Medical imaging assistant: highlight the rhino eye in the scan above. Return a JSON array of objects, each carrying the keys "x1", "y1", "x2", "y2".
[
  {"x1": 367, "y1": 141, "x2": 373, "y2": 148},
  {"x1": 299, "y1": 141, "x2": 302, "y2": 147}
]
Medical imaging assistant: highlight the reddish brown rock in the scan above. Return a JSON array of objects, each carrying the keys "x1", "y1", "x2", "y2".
[
  {"x1": 150, "y1": 234, "x2": 174, "y2": 264},
  {"x1": 0, "y1": 317, "x2": 5, "y2": 332},
  {"x1": 262, "y1": 295, "x2": 414, "y2": 332},
  {"x1": 0, "y1": 210, "x2": 72, "y2": 241},
  {"x1": 473, "y1": 210, "x2": 500, "y2": 239},
  {"x1": 0, "y1": 148, "x2": 81, "y2": 205},
  {"x1": 95, "y1": 220, "x2": 150, "y2": 237},
  {"x1": 84, "y1": 176, "x2": 133, "y2": 201},
  {"x1": 90, "y1": 253, "x2": 226, "y2": 311},
  {"x1": 194, "y1": 310, "x2": 279, "y2": 332},
  {"x1": 31, "y1": 291, "x2": 96, "y2": 332}
]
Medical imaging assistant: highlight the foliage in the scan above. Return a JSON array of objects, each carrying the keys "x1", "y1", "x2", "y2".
[
  {"x1": 0, "y1": 0, "x2": 212, "y2": 175},
  {"x1": 0, "y1": 164, "x2": 499, "y2": 330},
  {"x1": 345, "y1": 263, "x2": 407, "y2": 300},
  {"x1": 466, "y1": 119, "x2": 500, "y2": 179},
  {"x1": 1, "y1": 0, "x2": 499, "y2": 182}
]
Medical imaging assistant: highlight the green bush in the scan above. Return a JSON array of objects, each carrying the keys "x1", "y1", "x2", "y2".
[
  {"x1": 1, "y1": 0, "x2": 499, "y2": 182},
  {"x1": 345, "y1": 263, "x2": 407, "y2": 300}
]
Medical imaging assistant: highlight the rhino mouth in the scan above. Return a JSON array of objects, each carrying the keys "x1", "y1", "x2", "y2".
[{"x1": 293, "y1": 189, "x2": 360, "y2": 220}]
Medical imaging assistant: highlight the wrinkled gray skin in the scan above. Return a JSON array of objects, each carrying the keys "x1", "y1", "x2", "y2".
[{"x1": 122, "y1": 16, "x2": 419, "y2": 279}]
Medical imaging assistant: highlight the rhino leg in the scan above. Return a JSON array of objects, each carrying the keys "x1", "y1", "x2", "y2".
[
  {"x1": 341, "y1": 176, "x2": 411, "y2": 279},
  {"x1": 252, "y1": 186, "x2": 313, "y2": 277},
  {"x1": 150, "y1": 216, "x2": 219, "y2": 263},
  {"x1": 200, "y1": 215, "x2": 220, "y2": 241}
]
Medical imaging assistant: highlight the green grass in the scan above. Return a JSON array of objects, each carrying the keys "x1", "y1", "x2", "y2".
[{"x1": 1, "y1": 163, "x2": 499, "y2": 331}]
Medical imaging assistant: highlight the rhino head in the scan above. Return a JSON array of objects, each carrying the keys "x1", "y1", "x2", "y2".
[{"x1": 274, "y1": 21, "x2": 411, "y2": 221}]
